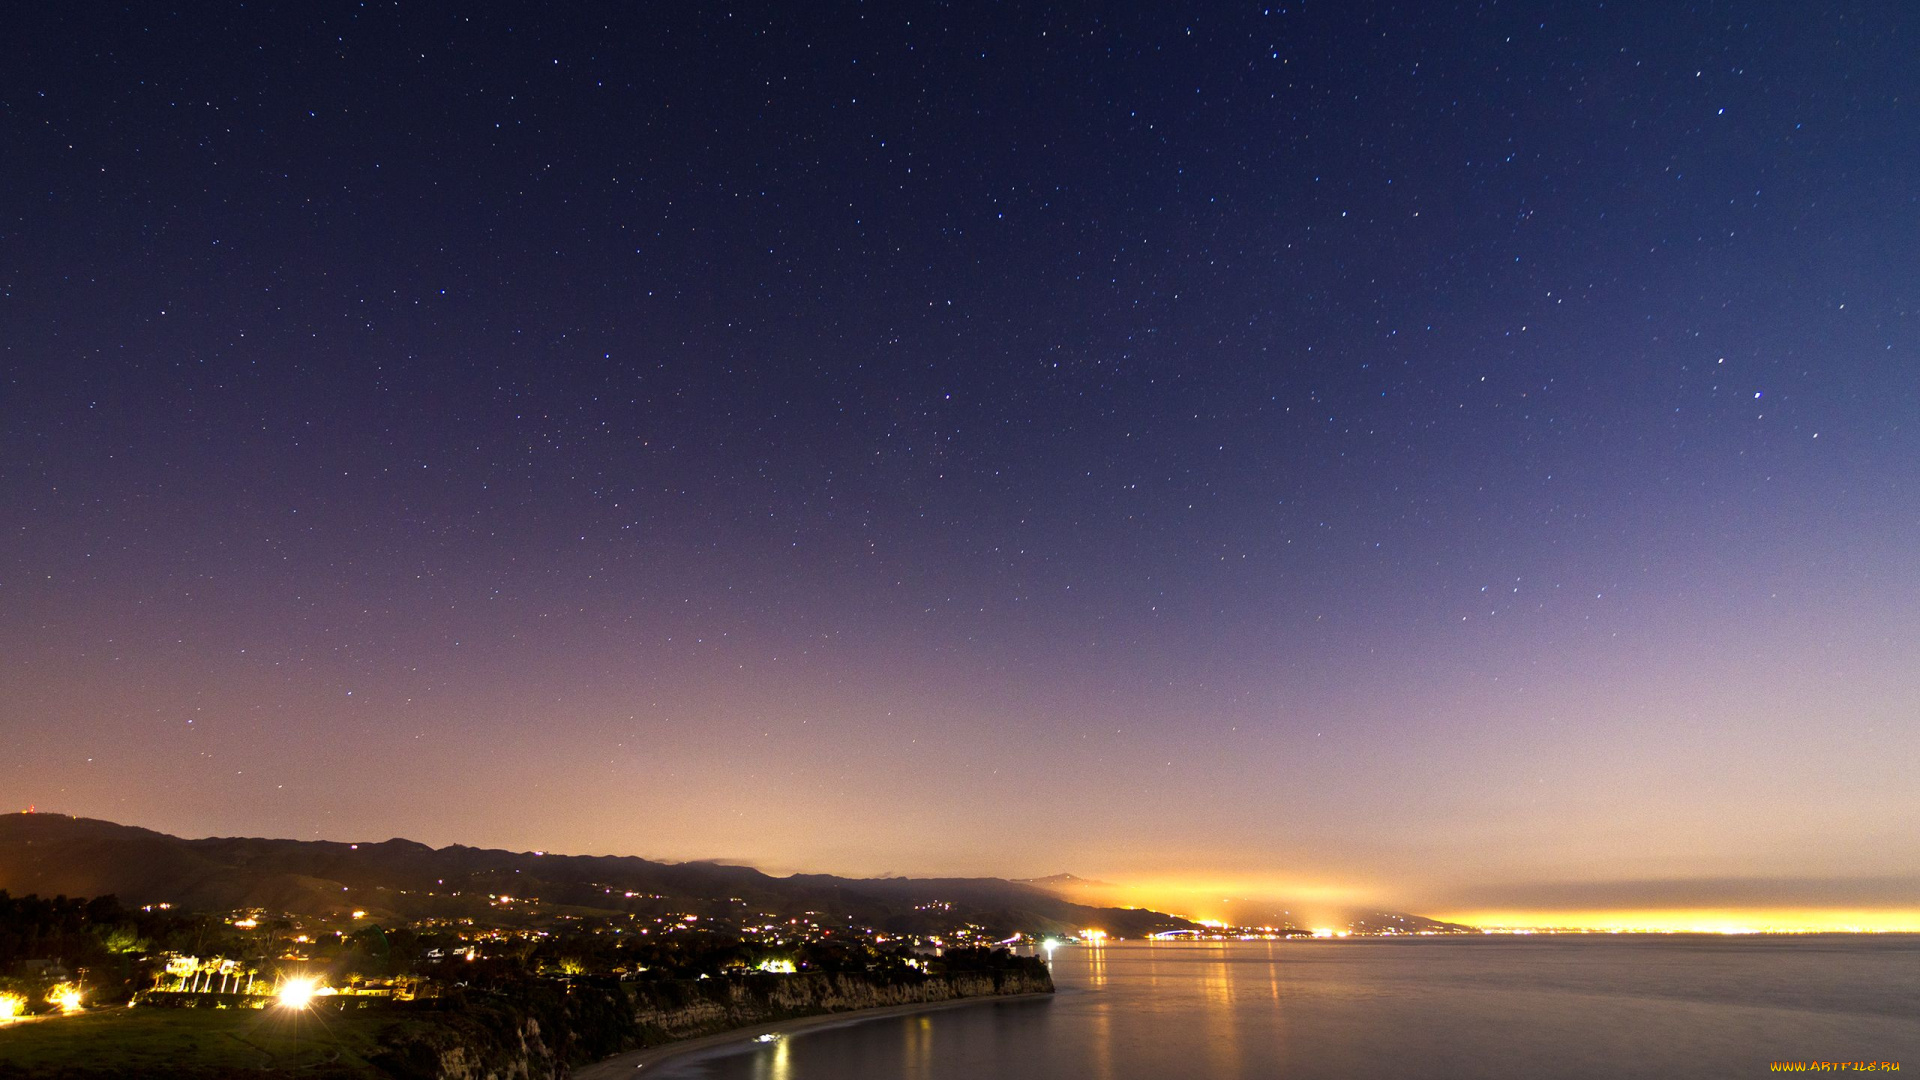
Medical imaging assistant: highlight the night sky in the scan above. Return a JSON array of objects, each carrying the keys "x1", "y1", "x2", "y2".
[{"x1": 4, "y1": 3, "x2": 1916, "y2": 929}]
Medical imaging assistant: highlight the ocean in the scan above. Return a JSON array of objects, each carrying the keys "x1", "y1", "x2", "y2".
[{"x1": 644, "y1": 936, "x2": 1920, "y2": 1079}]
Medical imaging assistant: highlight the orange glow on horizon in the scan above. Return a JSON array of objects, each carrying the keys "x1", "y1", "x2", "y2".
[
  {"x1": 1048, "y1": 873, "x2": 1379, "y2": 927},
  {"x1": 1051, "y1": 872, "x2": 1920, "y2": 935},
  {"x1": 1432, "y1": 908, "x2": 1920, "y2": 933}
]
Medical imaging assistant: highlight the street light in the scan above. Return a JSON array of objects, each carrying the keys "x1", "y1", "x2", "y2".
[{"x1": 277, "y1": 977, "x2": 318, "y2": 1009}]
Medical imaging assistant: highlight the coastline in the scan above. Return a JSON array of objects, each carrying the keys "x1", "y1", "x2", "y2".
[{"x1": 573, "y1": 991, "x2": 1056, "y2": 1078}]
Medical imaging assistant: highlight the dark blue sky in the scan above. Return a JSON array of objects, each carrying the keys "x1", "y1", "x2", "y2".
[{"x1": 4, "y1": 2, "x2": 1916, "y2": 924}]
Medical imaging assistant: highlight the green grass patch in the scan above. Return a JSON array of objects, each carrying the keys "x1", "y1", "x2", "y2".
[{"x1": 0, "y1": 1005, "x2": 391, "y2": 1079}]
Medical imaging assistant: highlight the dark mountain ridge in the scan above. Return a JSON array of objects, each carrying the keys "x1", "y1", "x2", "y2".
[{"x1": 0, "y1": 813, "x2": 1192, "y2": 938}]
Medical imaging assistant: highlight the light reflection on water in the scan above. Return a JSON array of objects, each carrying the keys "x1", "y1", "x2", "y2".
[
  {"x1": 744, "y1": 1035, "x2": 789, "y2": 1080},
  {"x1": 1201, "y1": 944, "x2": 1238, "y2": 1077},
  {"x1": 1085, "y1": 940, "x2": 1107, "y2": 990},
  {"x1": 903, "y1": 1014, "x2": 931, "y2": 1079},
  {"x1": 1085, "y1": 992, "x2": 1112, "y2": 1080},
  {"x1": 650, "y1": 937, "x2": 1920, "y2": 1080}
]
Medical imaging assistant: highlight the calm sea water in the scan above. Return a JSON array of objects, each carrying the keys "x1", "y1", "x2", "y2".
[{"x1": 648, "y1": 937, "x2": 1920, "y2": 1080}]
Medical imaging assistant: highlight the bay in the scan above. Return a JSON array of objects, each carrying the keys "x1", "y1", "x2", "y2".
[{"x1": 646, "y1": 936, "x2": 1920, "y2": 1079}]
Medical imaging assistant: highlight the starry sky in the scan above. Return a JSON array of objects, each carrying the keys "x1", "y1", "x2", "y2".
[{"x1": 3, "y1": 2, "x2": 1916, "y2": 929}]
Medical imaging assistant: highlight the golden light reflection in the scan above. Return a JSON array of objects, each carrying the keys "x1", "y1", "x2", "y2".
[
  {"x1": 1435, "y1": 908, "x2": 1920, "y2": 933},
  {"x1": 772, "y1": 1034, "x2": 791, "y2": 1080},
  {"x1": 1088, "y1": 998, "x2": 1114, "y2": 1080},
  {"x1": 741, "y1": 1022, "x2": 787, "y2": 1076},
  {"x1": 1201, "y1": 949, "x2": 1237, "y2": 1076},
  {"x1": 747, "y1": 1032, "x2": 793, "y2": 1080},
  {"x1": 1201, "y1": 949, "x2": 1233, "y2": 1007},
  {"x1": 903, "y1": 1014, "x2": 933, "y2": 1079}
]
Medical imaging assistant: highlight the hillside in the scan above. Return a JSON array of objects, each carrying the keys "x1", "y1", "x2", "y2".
[{"x1": 0, "y1": 813, "x2": 1191, "y2": 938}]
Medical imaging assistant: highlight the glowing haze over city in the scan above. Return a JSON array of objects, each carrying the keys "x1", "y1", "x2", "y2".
[{"x1": 3, "y1": 3, "x2": 1916, "y2": 933}]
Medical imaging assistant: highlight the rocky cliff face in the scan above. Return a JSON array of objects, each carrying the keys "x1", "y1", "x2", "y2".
[
  {"x1": 429, "y1": 1017, "x2": 557, "y2": 1080},
  {"x1": 628, "y1": 969, "x2": 1054, "y2": 1043},
  {"x1": 372, "y1": 1009, "x2": 570, "y2": 1080}
]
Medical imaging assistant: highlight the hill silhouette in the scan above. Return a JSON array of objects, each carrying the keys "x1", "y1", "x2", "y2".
[{"x1": 0, "y1": 813, "x2": 1193, "y2": 938}]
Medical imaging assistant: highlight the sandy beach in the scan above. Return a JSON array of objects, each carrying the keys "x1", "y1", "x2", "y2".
[{"x1": 573, "y1": 991, "x2": 1055, "y2": 1078}]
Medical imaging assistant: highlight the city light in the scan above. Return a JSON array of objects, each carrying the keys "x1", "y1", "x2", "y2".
[
  {"x1": 277, "y1": 977, "x2": 319, "y2": 1009},
  {"x1": 48, "y1": 984, "x2": 83, "y2": 1013}
]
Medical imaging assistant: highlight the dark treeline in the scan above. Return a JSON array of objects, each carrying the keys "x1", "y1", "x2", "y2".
[
  {"x1": 0, "y1": 892, "x2": 144, "y2": 965},
  {"x1": 0, "y1": 891, "x2": 211, "y2": 1005}
]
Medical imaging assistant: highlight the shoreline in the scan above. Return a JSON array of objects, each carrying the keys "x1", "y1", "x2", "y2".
[{"x1": 573, "y1": 991, "x2": 1055, "y2": 1077}]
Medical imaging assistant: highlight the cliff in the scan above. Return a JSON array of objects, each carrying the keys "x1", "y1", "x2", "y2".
[
  {"x1": 369, "y1": 966, "x2": 1054, "y2": 1080},
  {"x1": 625, "y1": 968, "x2": 1054, "y2": 1044}
]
